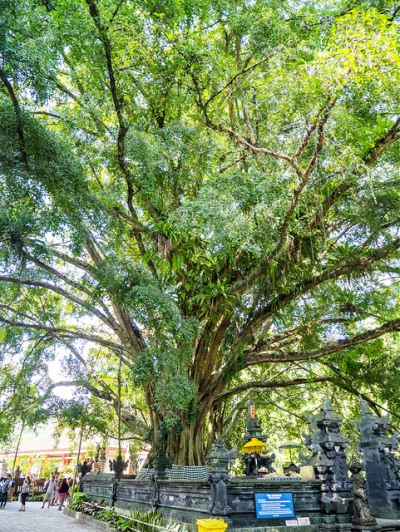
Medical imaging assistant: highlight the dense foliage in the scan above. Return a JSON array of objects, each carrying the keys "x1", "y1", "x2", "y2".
[{"x1": 1, "y1": 0, "x2": 400, "y2": 463}]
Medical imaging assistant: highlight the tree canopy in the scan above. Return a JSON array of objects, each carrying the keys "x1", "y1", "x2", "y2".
[{"x1": 1, "y1": 0, "x2": 400, "y2": 464}]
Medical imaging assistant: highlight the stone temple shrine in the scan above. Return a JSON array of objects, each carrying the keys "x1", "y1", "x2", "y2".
[{"x1": 78, "y1": 397, "x2": 400, "y2": 531}]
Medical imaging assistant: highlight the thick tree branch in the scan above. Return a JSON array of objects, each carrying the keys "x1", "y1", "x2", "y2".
[
  {"x1": 25, "y1": 251, "x2": 122, "y2": 335},
  {"x1": 43, "y1": 380, "x2": 149, "y2": 436},
  {"x1": 85, "y1": 0, "x2": 159, "y2": 279},
  {"x1": 307, "y1": 117, "x2": 400, "y2": 232},
  {"x1": 83, "y1": 236, "x2": 146, "y2": 353},
  {"x1": 57, "y1": 340, "x2": 120, "y2": 400},
  {"x1": 0, "y1": 314, "x2": 129, "y2": 355},
  {"x1": 238, "y1": 236, "x2": 400, "y2": 340},
  {"x1": 50, "y1": 249, "x2": 97, "y2": 275},
  {"x1": 206, "y1": 120, "x2": 301, "y2": 171},
  {"x1": 261, "y1": 318, "x2": 350, "y2": 348},
  {"x1": 245, "y1": 317, "x2": 400, "y2": 366},
  {"x1": 204, "y1": 44, "x2": 285, "y2": 108},
  {"x1": 0, "y1": 69, "x2": 29, "y2": 170},
  {"x1": 44, "y1": 379, "x2": 113, "y2": 401},
  {"x1": 254, "y1": 95, "x2": 337, "y2": 267},
  {"x1": 0, "y1": 274, "x2": 116, "y2": 331},
  {"x1": 214, "y1": 376, "x2": 331, "y2": 403},
  {"x1": 31, "y1": 110, "x2": 98, "y2": 136}
]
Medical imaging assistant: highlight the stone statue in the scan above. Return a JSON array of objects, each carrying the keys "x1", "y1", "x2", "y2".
[
  {"x1": 242, "y1": 452, "x2": 276, "y2": 476},
  {"x1": 78, "y1": 460, "x2": 92, "y2": 477},
  {"x1": 351, "y1": 470, "x2": 377, "y2": 526}
]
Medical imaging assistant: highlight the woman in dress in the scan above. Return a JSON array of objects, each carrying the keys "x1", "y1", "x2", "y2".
[{"x1": 18, "y1": 476, "x2": 30, "y2": 512}]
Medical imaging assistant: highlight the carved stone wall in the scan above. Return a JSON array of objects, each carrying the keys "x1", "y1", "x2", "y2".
[{"x1": 82, "y1": 474, "x2": 332, "y2": 530}]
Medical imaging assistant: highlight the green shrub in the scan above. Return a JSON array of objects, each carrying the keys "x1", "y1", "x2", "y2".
[
  {"x1": 68, "y1": 491, "x2": 87, "y2": 511},
  {"x1": 12, "y1": 493, "x2": 45, "y2": 502},
  {"x1": 68, "y1": 495, "x2": 186, "y2": 532}
]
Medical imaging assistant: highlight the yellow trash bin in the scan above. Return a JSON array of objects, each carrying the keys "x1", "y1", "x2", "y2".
[{"x1": 196, "y1": 519, "x2": 228, "y2": 532}]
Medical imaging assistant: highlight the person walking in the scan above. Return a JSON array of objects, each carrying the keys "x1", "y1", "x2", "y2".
[
  {"x1": 57, "y1": 478, "x2": 69, "y2": 511},
  {"x1": 18, "y1": 476, "x2": 30, "y2": 512},
  {"x1": 7, "y1": 476, "x2": 15, "y2": 502},
  {"x1": 0, "y1": 474, "x2": 12, "y2": 508},
  {"x1": 52, "y1": 476, "x2": 61, "y2": 506},
  {"x1": 41, "y1": 475, "x2": 57, "y2": 509}
]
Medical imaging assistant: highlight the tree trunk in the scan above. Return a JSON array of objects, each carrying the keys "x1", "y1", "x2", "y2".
[
  {"x1": 168, "y1": 417, "x2": 206, "y2": 465},
  {"x1": 12, "y1": 419, "x2": 25, "y2": 475},
  {"x1": 144, "y1": 370, "x2": 225, "y2": 465},
  {"x1": 167, "y1": 387, "x2": 225, "y2": 465}
]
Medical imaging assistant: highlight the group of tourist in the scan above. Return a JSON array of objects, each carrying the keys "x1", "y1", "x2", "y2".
[
  {"x1": 41, "y1": 475, "x2": 72, "y2": 510},
  {"x1": 0, "y1": 473, "x2": 72, "y2": 512},
  {"x1": 0, "y1": 474, "x2": 15, "y2": 508},
  {"x1": 0, "y1": 474, "x2": 29, "y2": 511}
]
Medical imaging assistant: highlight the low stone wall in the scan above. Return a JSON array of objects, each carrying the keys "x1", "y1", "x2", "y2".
[{"x1": 81, "y1": 473, "x2": 348, "y2": 530}]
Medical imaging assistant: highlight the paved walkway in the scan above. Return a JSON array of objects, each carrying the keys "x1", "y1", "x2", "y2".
[{"x1": 0, "y1": 501, "x2": 98, "y2": 531}]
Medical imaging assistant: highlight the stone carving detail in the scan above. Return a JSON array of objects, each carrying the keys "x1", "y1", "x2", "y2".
[
  {"x1": 303, "y1": 396, "x2": 352, "y2": 525},
  {"x1": 209, "y1": 472, "x2": 231, "y2": 515},
  {"x1": 94, "y1": 443, "x2": 107, "y2": 474},
  {"x1": 151, "y1": 474, "x2": 159, "y2": 507},
  {"x1": 78, "y1": 460, "x2": 92, "y2": 477},
  {"x1": 111, "y1": 477, "x2": 119, "y2": 507},
  {"x1": 359, "y1": 399, "x2": 400, "y2": 518},
  {"x1": 244, "y1": 400, "x2": 265, "y2": 443},
  {"x1": 206, "y1": 438, "x2": 236, "y2": 470},
  {"x1": 206, "y1": 438, "x2": 233, "y2": 516},
  {"x1": 109, "y1": 455, "x2": 129, "y2": 479}
]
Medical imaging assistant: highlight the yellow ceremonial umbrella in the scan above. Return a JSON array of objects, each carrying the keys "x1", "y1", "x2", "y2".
[{"x1": 241, "y1": 438, "x2": 267, "y2": 454}]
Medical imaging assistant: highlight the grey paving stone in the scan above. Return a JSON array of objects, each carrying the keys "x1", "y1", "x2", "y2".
[{"x1": 0, "y1": 501, "x2": 98, "y2": 531}]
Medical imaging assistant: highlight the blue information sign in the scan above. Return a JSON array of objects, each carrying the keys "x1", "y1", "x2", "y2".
[{"x1": 254, "y1": 492, "x2": 295, "y2": 519}]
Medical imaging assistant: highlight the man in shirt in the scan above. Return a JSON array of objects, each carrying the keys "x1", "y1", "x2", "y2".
[
  {"x1": 41, "y1": 475, "x2": 57, "y2": 509},
  {"x1": 0, "y1": 474, "x2": 12, "y2": 508}
]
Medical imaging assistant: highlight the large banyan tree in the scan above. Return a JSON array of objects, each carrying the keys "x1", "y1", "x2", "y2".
[{"x1": 1, "y1": 0, "x2": 400, "y2": 464}]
